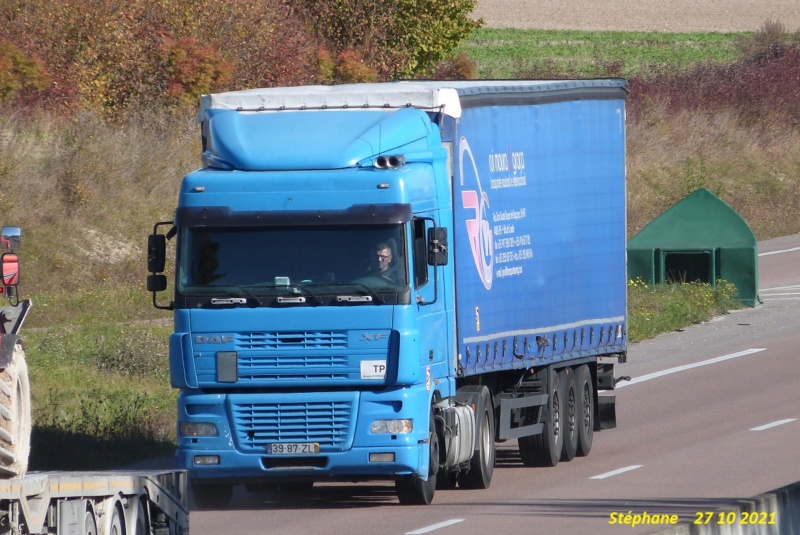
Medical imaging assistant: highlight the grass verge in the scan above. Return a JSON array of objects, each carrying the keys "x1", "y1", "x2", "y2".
[
  {"x1": 25, "y1": 320, "x2": 176, "y2": 470},
  {"x1": 459, "y1": 27, "x2": 746, "y2": 78},
  {"x1": 627, "y1": 279, "x2": 743, "y2": 342}
]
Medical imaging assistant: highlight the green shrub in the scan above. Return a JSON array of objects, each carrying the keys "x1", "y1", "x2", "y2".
[
  {"x1": 294, "y1": 0, "x2": 483, "y2": 79},
  {"x1": 627, "y1": 278, "x2": 742, "y2": 342}
]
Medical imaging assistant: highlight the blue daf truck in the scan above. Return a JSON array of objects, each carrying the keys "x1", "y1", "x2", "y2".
[{"x1": 147, "y1": 80, "x2": 628, "y2": 507}]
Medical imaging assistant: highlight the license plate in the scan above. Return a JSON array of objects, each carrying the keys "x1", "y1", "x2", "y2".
[{"x1": 270, "y1": 442, "x2": 320, "y2": 455}]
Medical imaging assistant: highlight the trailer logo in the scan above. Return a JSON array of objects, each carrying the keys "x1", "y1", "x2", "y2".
[
  {"x1": 194, "y1": 335, "x2": 234, "y2": 344},
  {"x1": 488, "y1": 146, "x2": 525, "y2": 174},
  {"x1": 459, "y1": 136, "x2": 494, "y2": 290}
]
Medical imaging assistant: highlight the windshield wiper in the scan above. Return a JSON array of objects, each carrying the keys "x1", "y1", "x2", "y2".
[
  {"x1": 234, "y1": 286, "x2": 264, "y2": 306},
  {"x1": 289, "y1": 284, "x2": 324, "y2": 305}
]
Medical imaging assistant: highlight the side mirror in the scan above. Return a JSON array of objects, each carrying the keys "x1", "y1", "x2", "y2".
[
  {"x1": 148, "y1": 234, "x2": 166, "y2": 273},
  {"x1": 2, "y1": 252, "x2": 20, "y2": 303},
  {"x1": 148, "y1": 221, "x2": 176, "y2": 311},
  {"x1": 147, "y1": 274, "x2": 168, "y2": 292},
  {"x1": 427, "y1": 227, "x2": 448, "y2": 266},
  {"x1": 0, "y1": 226, "x2": 21, "y2": 252}
]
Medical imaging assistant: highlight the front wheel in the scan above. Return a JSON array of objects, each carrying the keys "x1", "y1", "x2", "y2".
[
  {"x1": 0, "y1": 343, "x2": 31, "y2": 479},
  {"x1": 396, "y1": 410, "x2": 438, "y2": 505}
]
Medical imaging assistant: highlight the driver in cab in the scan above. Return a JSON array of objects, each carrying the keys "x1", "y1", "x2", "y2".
[{"x1": 368, "y1": 240, "x2": 404, "y2": 284}]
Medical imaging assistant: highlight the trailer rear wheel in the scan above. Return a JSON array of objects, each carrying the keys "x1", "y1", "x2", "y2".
[
  {"x1": 518, "y1": 368, "x2": 564, "y2": 467},
  {"x1": 0, "y1": 343, "x2": 31, "y2": 479},
  {"x1": 107, "y1": 503, "x2": 124, "y2": 535},
  {"x1": 576, "y1": 364, "x2": 594, "y2": 457},
  {"x1": 131, "y1": 497, "x2": 150, "y2": 535},
  {"x1": 457, "y1": 386, "x2": 495, "y2": 489},
  {"x1": 560, "y1": 368, "x2": 578, "y2": 462},
  {"x1": 191, "y1": 482, "x2": 233, "y2": 510},
  {"x1": 83, "y1": 507, "x2": 98, "y2": 535},
  {"x1": 396, "y1": 410, "x2": 438, "y2": 505}
]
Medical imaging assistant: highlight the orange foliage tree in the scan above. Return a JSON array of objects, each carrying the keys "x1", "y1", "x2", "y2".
[{"x1": 0, "y1": 0, "x2": 318, "y2": 116}]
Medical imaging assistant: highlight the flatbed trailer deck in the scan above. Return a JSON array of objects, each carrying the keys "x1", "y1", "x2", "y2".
[{"x1": 0, "y1": 470, "x2": 188, "y2": 535}]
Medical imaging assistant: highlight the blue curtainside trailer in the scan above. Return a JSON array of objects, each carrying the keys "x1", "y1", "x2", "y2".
[{"x1": 147, "y1": 80, "x2": 628, "y2": 507}]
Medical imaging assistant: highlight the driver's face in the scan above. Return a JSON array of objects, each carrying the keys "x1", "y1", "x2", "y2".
[{"x1": 376, "y1": 247, "x2": 392, "y2": 271}]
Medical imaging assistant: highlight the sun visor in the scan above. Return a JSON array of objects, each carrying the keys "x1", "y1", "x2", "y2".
[{"x1": 197, "y1": 83, "x2": 462, "y2": 122}]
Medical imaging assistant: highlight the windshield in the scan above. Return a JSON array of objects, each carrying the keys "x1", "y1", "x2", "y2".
[{"x1": 176, "y1": 224, "x2": 409, "y2": 306}]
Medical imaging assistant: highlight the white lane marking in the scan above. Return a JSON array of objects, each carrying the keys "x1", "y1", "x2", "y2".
[
  {"x1": 759, "y1": 285, "x2": 800, "y2": 300},
  {"x1": 617, "y1": 348, "x2": 766, "y2": 389},
  {"x1": 591, "y1": 465, "x2": 643, "y2": 480},
  {"x1": 406, "y1": 519, "x2": 465, "y2": 534},
  {"x1": 760, "y1": 285, "x2": 800, "y2": 291},
  {"x1": 750, "y1": 419, "x2": 797, "y2": 431},
  {"x1": 759, "y1": 246, "x2": 800, "y2": 256}
]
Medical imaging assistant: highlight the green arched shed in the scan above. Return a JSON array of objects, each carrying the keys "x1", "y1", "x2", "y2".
[{"x1": 627, "y1": 188, "x2": 759, "y2": 307}]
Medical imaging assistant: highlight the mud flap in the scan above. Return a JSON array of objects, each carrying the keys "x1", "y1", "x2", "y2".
[{"x1": 597, "y1": 394, "x2": 616, "y2": 430}]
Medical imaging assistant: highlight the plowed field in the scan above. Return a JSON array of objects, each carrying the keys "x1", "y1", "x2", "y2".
[{"x1": 473, "y1": 0, "x2": 800, "y2": 32}]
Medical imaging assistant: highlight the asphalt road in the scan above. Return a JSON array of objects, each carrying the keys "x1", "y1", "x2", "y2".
[{"x1": 187, "y1": 234, "x2": 800, "y2": 534}]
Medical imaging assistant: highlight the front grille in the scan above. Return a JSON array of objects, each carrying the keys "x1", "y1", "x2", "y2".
[
  {"x1": 238, "y1": 354, "x2": 348, "y2": 368},
  {"x1": 236, "y1": 331, "x2": 348, "y2": 350},
  {"x1": 232, "y1": 399, "x2": 354, "y2": 452}
]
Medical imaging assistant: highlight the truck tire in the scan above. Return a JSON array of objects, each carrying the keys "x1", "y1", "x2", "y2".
[
  {"x1": 457, "y1": 386, "x2": 495, "y2": 489},
  {"x1": 0, "y1": 343, "x2": 31, "y2": 478},
  {"x1": 576, "y1": 364, "x2": 594, "y2": 457},
  {"x1": 130, "y1": 497, "x2": 150, "y2": 535},
  {"x1": 518, "y1": 367, "x2": 564, "y2": 467},
  {"x1": 83, "y1": 507, "x2": 98, "y2": 535},
  {"x1": 107, "y1": 503, "x2": 124, "y2": 535},
  {"x1": 191, "y1": 482, "x2": 233, "y2": 510},
  {"x1": 560, "y1": 367, "x2": 578, "y2": 462},
  {"x1": 396, "y1": 410, "x2": 438, "y2": 505}
]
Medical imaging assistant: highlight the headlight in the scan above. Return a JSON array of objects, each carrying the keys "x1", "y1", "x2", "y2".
[
  {"x1": 193, "y1": 455, "x2": 220, "y2": 466},
  {"x1": 371, "y1": 419, "x2": 413, "y2": 434},
  {"x1": 180, "y1": 422, "x2": 218, "y2": 437}
]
